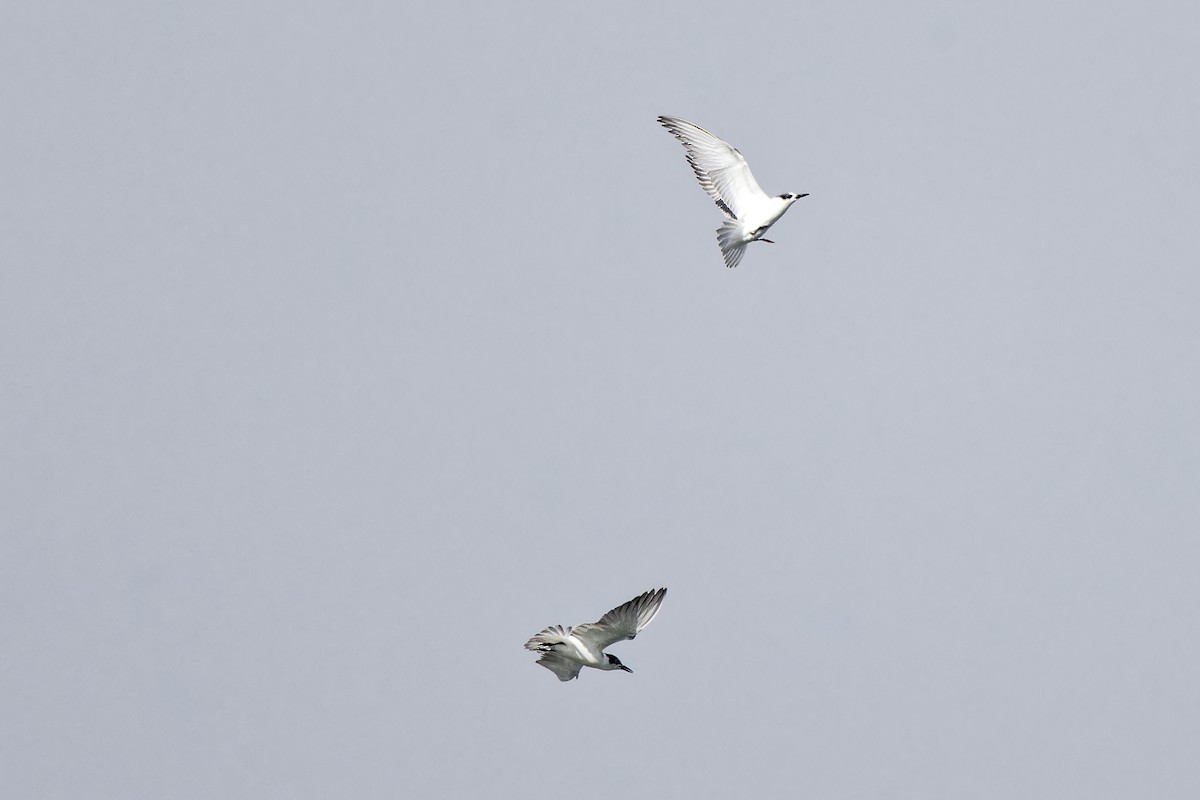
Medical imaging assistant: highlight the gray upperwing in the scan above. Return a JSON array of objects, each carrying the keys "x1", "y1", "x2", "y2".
[{"x1": 573, "y1": 588, "x2": 667, "y2": 650}]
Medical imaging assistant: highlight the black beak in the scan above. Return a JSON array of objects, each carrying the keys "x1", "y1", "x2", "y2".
[
  {"x1": 618, "y1": 665, "x2": 633, "y2": 673},
  {"x1": 798, "y1": 193, "x2": 809, "y2": 198}
]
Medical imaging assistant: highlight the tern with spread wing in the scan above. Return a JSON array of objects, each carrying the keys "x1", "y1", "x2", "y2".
[
  {"x1": 524, "y1": 588, "x2": 667, "y2": 681},
  {"x1": 658, "y1": 115, "x2": 808, "y2": 268}
]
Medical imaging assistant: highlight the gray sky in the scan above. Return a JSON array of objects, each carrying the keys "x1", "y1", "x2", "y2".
[{"x1": 3, "y1": 1, "x2": 1198, "y2": 798}]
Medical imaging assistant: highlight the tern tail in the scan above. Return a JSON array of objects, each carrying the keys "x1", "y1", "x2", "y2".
[{"x1": 717, "y1": 220, "x2": 747, "y2": 268}]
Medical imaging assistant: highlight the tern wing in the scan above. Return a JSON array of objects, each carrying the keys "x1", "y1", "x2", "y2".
[
  {"x1": 572, "y1": 588, "x2": 667, "y2": 651},
  {"x1": 658, "y1": 116, "x2": 768, "y2": 221},
  {"x1": 534, "y1": 651, "x2": 583, "y2": 681},
  {"x1": 524, "y1": 624, "x2": 571, "y2": 652}
]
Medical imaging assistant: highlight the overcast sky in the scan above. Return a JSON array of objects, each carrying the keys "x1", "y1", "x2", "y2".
[{"x1": 3, "y1": 2, "x2": 1199, "y2": 798}]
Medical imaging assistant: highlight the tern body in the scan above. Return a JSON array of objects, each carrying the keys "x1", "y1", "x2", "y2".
[
  {"x1": 658, "y1": 115, "x2": 807, "y2": 268},
  {"x1": 524, "y1": 588, "x2": 667, "y2": 681}
]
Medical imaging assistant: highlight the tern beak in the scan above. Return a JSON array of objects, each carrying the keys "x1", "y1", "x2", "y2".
[
  {"x1": 797, "y1": 193, "x2": 809, "y2": 198},
  {"x1": 618, "y1": 665, "x2": 633, "y2": 673}
]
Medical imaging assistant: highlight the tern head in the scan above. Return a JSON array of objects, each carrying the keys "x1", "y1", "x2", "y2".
[{"x1": 606, "y1": 653, "x2": 633, "y2": 673}]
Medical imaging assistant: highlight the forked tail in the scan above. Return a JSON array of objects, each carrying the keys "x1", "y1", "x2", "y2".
[{"x1": 716, "y1": 220, "x2": 746, "y2": 269}]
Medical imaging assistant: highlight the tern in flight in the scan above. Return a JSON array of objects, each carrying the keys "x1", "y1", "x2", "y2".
[
  {"x1": 658, "y1": 115, "x2": 808, "y2": 268},
  {"x1": 524, "y1": 588, "x2": 667, "y2": 681}
]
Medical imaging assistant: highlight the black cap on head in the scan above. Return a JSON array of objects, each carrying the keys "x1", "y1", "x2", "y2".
[{"x1": 607, "y1": 653, "x2": 633, "y2": 673}]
